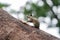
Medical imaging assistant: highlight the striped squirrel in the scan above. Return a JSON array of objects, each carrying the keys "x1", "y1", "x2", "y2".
[{"x1": 26, "y1": 15, "x2": 39, "y2": 29}]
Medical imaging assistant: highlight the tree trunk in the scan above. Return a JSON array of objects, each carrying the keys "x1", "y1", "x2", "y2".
[{"x1": 0, "y1": 9, "x2": 60, "y2": 40}]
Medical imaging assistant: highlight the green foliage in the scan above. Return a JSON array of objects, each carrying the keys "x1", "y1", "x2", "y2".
[
  {"x1": 57, "y1": 20, "x2": 60, "y2": 27},
  {"x1": 52, "y1": 0, "x2": 59, "y2": 6},
  {"x1": 24, "y1": 7, "x2": 32, "y2": 15},
  {"x1": 58, "y1": 0, "x2": 60, "y2": 5},
  {"x1": 0, "y1": 3, "x2": 9, "y2": 8},
  {"x1": 24, "y1": 2, "x2": 50, "y2": 18},
  {"x1": 57, "y1": 20, "x2": 60, "y2": 33}
]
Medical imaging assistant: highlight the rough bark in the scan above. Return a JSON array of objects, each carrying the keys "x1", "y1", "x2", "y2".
[{"x1": 0, "y1": 9, "x2": 60, "y2": 40}]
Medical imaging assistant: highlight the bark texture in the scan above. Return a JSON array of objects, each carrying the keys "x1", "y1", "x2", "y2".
[{"x1": 0, "y1": 9, "x2": 60, "y2": 40}]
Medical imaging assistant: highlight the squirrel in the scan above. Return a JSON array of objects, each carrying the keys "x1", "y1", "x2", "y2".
[{"x1": 26, "y1": 14, "x2": 39, "y2": 29}]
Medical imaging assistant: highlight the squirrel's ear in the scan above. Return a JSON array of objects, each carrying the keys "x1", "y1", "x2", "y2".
[
  {"x1": 30, "y1": 14, "x2": 32, "y2": 16},
  {"x1": 28, "y1": 14, "x2": 32, "y2": 16}
]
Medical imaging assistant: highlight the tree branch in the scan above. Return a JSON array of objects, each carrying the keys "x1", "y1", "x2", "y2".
[{"x1": 0, "y1": 9, "x2": 60, "y2": 40}]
